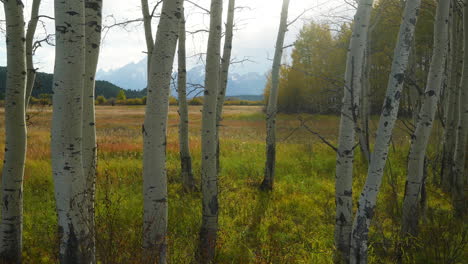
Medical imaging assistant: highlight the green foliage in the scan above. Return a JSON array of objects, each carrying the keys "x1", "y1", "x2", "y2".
[
  {"x1": 116, "y1": 90, "x2": 127, "y2": 101},
  {"x1": 264, "y1": 21, "x2": 349, "y2": 114},
  {"x1": 269, "y1": 0, "x2": 437, "y2": 115},
  {"x1": 0, "y1": 66, "x2": 146, "y2": 100},
  {"x1": 96, "y1": 95, "x2": 107, "y2": 105},
  {"x1": 188, "y1": 97, "x2": 203, "y2": 105}
]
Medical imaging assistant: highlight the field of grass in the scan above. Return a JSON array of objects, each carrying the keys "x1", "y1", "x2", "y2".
[{"x1": 0, "y1": 105, "x2": 466, "y2": 263}]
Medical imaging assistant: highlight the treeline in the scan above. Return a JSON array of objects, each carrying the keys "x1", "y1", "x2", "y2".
[
  {"x1": 267, "y1": 0, "x2": 436, "y2": 115},
  {"x1": 0, "y1": 66, "x2": 146, "y2": 100}
]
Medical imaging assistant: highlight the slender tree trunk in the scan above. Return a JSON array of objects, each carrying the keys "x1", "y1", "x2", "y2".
[
  {"x1": 177, "y1": 5, "x2": 196, "y2": 192},
  {"x1": 260, "y1": 0, "x2": 290, "y2": 191},
  {"x1": 142, "y1": 0, "x2": 182, "y2": 262},
  {"x1": 52, "y1": 0, "x2": 88, "y2": 262},
  {"x1": 141, "y1": 0, "x2": 154, "y2": 78},
  {"x1": 198, "y1": 0, "x2": 223, "y2": 262},
  {"x1": 0, "y1": 1, "x2": 27, "y2": 262},
  {"x1": 334, "y1": 1, "x2": 373, "y2": 262},
  {"x1": 81, "y1": 0, "x2": 102, "y2": 262},
  {"x1": 349, "y1": 0, "x2": 422, "y2": 262},
  {"x1": 216, "y1": 0, "x2": 236, "y2": 173},
  {"x1": 442, "y1": 2, "x2": 462, "y2": 192},
  {"x1": 360, "y1": 44, "x2": 371, "y2": 164},
  {"x1": 401, "y1": 0, "x2": 451, "y2": 236},
  {"x1": 452, "y1": 0, "x2": 468, "y2": 218},
  {"x1": 25, "y1": 0, "x2": 41, "y2": 108}
]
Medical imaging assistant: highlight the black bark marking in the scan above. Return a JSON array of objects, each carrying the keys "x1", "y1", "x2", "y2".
[{"x1": 208, "y1": 195, "x2": 218, "y2": 215}]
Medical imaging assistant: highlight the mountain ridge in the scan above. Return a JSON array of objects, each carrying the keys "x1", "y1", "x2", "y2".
[{"x1": 96, "y1": 59, "x2": 267, "y2": 97}]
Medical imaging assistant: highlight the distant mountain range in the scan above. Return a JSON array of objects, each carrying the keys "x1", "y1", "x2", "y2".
[{"x1": 96, "y1": 58, "x2": 267, "y2": 97}]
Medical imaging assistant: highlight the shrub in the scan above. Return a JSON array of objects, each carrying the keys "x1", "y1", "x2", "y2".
[
  {"x1": 96, "y1": 95, "x2": 107, "y2": 105},
  {"x1": 188, "y1": 97, "x2": 203, "y2": 105},
  {"x1": 169, "y1": 96, "x2": 178, "y2": 106}
]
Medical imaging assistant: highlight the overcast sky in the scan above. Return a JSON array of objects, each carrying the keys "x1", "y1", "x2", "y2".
[{"x1": 0, "y1": 0, "x2": 353, "y2": 74}]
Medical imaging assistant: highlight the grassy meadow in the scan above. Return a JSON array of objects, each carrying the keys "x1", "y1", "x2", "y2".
[{"x1": 0, "y1": 105, "x2": 466, "y2": 263}]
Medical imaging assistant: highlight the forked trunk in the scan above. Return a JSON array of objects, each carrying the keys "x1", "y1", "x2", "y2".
[{"x1": 142, "y1": 0, "x2": 182, "y2": 262}]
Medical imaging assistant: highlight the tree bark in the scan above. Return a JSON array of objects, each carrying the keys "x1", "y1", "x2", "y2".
[
  {"x1": 198, "y1": 0, "x2": 223, "y2": 262},
  {"x1": 141, "y1": 0, "x2": 154, "y2": 77},
  {"x1": 142, "y1": 0, "x2": 182, "y2": 262},
  {"x1": 0, "y1": 1, "x2": 27, "y2": 262},
  {"x1": 52, "y1": 0, "x2": 88, "y2": 262},
  {"x1": 349, "y1": 0, "x2": 422, "y2": 262},
  {"x1": 260, "y1": 0, "x2": 290, "y2": 191},
  {"x1": 25, "y1": 0, "x2": 41, "y2": 108},
  {"x1": 401, "y1": 0, "x2": 450, "y2": 236},
  {"x1": 442, "y1": 1, "x2": 462, "y2": 192},
  {"x1": 82, "y1": 0, "x2": 103, "y2": 262},
  {"x1": 334, "y1": 1, "x2": 373, "y2": 262},
  {"x1": 177, "y1": 5, "x2": 196, "y2": 192},
  {"x1": 452, "y1": 0, "x2": 468, "y2": 218},
  {"x1": 215, "y1": 0, "x2": 236, "y2": 173}
]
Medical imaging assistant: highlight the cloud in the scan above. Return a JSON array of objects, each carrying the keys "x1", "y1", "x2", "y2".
[{"x1": 0, "y1": 0, "x2": 350, "y2": 74}]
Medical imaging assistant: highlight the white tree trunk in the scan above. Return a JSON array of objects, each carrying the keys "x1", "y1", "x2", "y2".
[
  {"x1": 177, "y1": 5, "x2": 196, "y2": 192},
  {"x1": 452, "y1": 0, "x2": 468, "y2": 217},
  {"x1": 334, "y1": 1, "x2": 373, "y2": 262},
  {"x1": 0, "y1": 1, "x2": 27, "y2": 262},
  {"x1": 215, "y1": 0, "x2": 235, "y2": 173},
  {"x1": 198, "y1": 0, "x2": 223, "y2": 262},
  {"x1": 141, "y1": 0, "x2": 154, "y2": 77},
  {"x1": 349, "y1": 0, "x2": 422, "y2": 262},
  {"x1": 142, "y1": 0, "x2": 182, "y2": 262},
  {"x1": 52, "y1": 0, "x2": 88, "y2": 262},
  {"x1": 401, "y1": 0, "x2": 450, "y2": 236},
  {"x1": 82, "y1": 0, "x2": 102, "y2": 262},
  {"x1": 25, "y1": 0, "x2": 41, "y2": 108},
  {"x1": 442, "y1": 1, "x2": 462, "y2": 192},
  {"x1": 261, "y1": 0, "x2": 290, "y2": 191}
]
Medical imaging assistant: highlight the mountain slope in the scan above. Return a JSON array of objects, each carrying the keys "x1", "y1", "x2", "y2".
[
  {"x1": 96, "y1": 59, "x2": 267, "y2": 96},
  {"x1": 0, "y1": 66, "x2": 139, "y2": 99}
]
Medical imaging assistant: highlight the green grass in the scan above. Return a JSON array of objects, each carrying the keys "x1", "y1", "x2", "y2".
[{"x1": 3, "y1": 105, "x2": 466, "y2": 263}]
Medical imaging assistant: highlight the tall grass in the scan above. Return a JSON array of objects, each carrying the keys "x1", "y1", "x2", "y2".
[{"x1": 0, "y1": 105, "x2": 465, "y2": 263}]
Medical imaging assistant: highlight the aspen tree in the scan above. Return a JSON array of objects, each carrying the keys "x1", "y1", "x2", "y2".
[
  {"x1": 401, "y1": 0, "x2": 450, "y2": 236},
  {"x1": 215, "y1": 0, "x2": 236, "y2": 172},
  {"x1": 142, "y1": 0, "x2": 182, "y2": 262},
  {"x1": 0, "y1": 1, "x2": 27, "y2": 262},
  {"x1": 334, "y1": 0, "x2": 374, "y2": 262},
  {"x1": 441, "y1": 0, "x2": 462, "y2": 192},
  {"x1": 452, "y1": 0, "x2": 468, "y2": 217},
  {"x1": 82, "y1": 0, "x2": 103, "y2": 261},
  {"x1": 177, "y1": 5, "x2": 196, "y2": 191},
  {"x1": 25, "y1": 0, "x2": 41, "y2": 107},
  {"x1": 52, "y1": 0, "x2": 89, "y2": 262},
  {"x1": 261, "y1": 0, "x2": 290, "y2": 191},
  {"x1": 198, "y1": 0, "x2": 223, "y2": 262},
  {"x1": 141, "y1": 0, "x2": 154, "y2": 76},
  {"x1": 349, "y1": 0, "x2": 422, "y2": 262}
]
